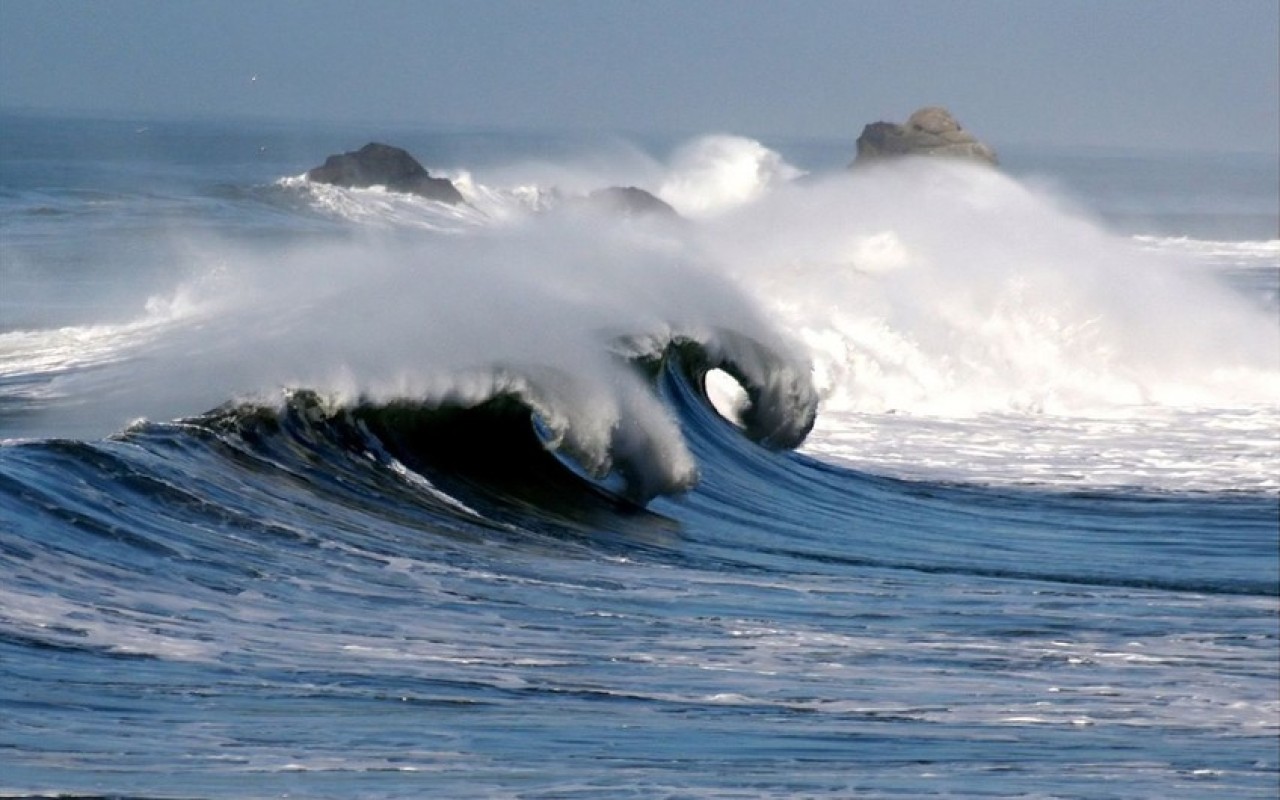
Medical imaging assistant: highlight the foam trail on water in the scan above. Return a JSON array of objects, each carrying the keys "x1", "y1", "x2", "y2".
[{"x1": 1133, "y1": 235, "x2": 1280, "y2": 263}]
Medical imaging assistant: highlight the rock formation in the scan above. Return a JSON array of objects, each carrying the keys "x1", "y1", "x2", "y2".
[
  {"x1": 585, "y1": 186, "x2": 679, "y2": 219},
  {"x1": 851, "y1": 107, "x2": 998, "y2": 167},
  {"x1": 306, "y1": 142, "x2": 464, "y2": 203}
]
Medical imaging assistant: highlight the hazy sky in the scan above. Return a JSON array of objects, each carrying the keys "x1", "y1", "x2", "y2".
[{"x1": 2, "y1": 0, "x2": 1277, "y2": 152}]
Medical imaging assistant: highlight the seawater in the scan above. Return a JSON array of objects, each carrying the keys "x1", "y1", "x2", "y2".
[{"x1": 1, "y1": 112, "x2": 1277, "y2": 799}]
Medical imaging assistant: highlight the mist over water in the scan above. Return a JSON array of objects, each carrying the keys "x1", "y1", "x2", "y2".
[
  {"x1": 685, "y1": 154, "x2": 1278, "y2": 490},
  {"x1": 2, "y1": 130, "x2": 1277, "y2": 492},
  {"x1": 701, "y1": 158, "x2": 1278, "y2": 415}
]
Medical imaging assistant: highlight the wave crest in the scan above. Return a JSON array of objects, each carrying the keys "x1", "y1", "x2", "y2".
[
  {"x1": 657, "y1": 135, "x2": 803, "y2": 217},
  {"x1": 189, "y1": 329, "x2": 816, "y2": 507}
]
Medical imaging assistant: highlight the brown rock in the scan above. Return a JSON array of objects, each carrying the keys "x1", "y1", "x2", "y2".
[{"x1": 851, "y1": 107, "x2": 998, "y2": 168}]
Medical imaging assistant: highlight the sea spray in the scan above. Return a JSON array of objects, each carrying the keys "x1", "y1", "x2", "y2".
[
  {"x1": 671, "y1": 154, "x2": 1278, "y2": 489},
  {"x1": 4, "y1": 129, "x2": 1275, "y2": 490},
  {"x1": 696, "y1": 158, "x2": 1279, "y2": 416},
  {"x1": 4, "y1": 118, "x2": 1279, "y2": 799},
  {"x1": 657, "y1": 134, "x2": 804, "y2": 217},
  {"x1": 8, "y1": 208, "x2": 815, "y2": 498}
]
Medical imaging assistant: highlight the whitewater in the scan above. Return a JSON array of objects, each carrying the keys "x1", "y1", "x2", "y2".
[{"x1": 1, "y1": 113, "x2": 1277, "y2": 798}]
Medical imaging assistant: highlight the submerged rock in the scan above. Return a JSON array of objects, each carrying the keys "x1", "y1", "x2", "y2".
[
  {"x1": 306, "y1": 142, "x2": 464, "y2": 204},
  {"x1": 851, "y1": 107, "x2": 998, "y2": 167}
]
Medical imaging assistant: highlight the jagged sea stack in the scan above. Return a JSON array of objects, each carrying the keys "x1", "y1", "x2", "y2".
[
  {"x1": 851, "y1": 107, "x2": 998, "y2": 168},
  {"x1": 306, "y1": 142, "x2": 465, "y2": 203}
]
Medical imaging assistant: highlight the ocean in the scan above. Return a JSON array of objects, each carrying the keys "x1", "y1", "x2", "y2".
[{"x1": 1, "y1": 112, "x2": 1277, "y2": 799}]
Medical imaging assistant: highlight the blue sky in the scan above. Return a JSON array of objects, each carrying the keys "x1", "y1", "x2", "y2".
[{"x1": 2, "y1": 0, "x2": 1277, "y2": 152}]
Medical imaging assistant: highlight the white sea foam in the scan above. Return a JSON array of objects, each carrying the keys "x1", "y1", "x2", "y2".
[
  {"x1": 7, "y1": 206, "x2": 813, "y2": 499},
  {"x1": 696, "y1": 160, "x2": 1278, "y2": 415},
  {"x1": 1132, "y1": 234, "x2": 1280, "y2": 266},
  {"x1": 9, "y1": 136, "x2": 1277, "y2": 493},
  {"x1": 656, "y1": 134, "x2": 804, "y2": 217},
  {"x1": 804, "y1": 406, "x2": 1280, "y2": 492},
  {"x1": 677, "y1": 156, "x2": 1279, "y2": 491},
  {"x1": 285, "y1": 133, "x2": 799, "y2": 226},
  {"x1": 278, "y1": 174, "x2": 493, "y2": 232}
]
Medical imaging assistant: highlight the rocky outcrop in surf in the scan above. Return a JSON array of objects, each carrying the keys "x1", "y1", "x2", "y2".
[
  {"x1": 306, "y1": 142, "x2": 465, "y2": 203},
  {"x1": 851, "y1": 107, "x2": 998, "y2": 168},
  {"x1": 585, "y1": 186, "x2": 680, "y2": 220}
]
